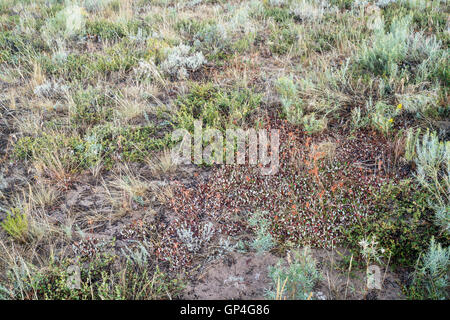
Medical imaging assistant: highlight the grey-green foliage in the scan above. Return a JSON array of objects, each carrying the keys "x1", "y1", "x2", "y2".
[
  {"x1": 193, "y1": 23, "x2": 230, "y2": 55},
  {"x1": 414, "y1": 130, "x2": 450, "y2": 233},
  {"x1": 396, "y1": 90, "x2": 439, "y2": 114},
  {"x1": 120, "y1": 240, "x2": 151, "y2": 269},
  {"x1": 275, "y1": 76, "x2": 303, "y2": 124},
  {"x1": 40, "y1": 5, "x2": 86, "y2": 46},
  {"x1": 404, "y1": 127, "x2": 421, "y2": 162},
  {"x1": 302, "y1": 113, "x2": 327, "y2": 134},
  {"x1": 160, "y1": 44, "x2": 206, "y2": 80},
  {"x1": 248, "y1": 211, "x2": 275, "y2": 253},
  {"x1": 0, "y1": 284, "x2": 12, "y2": 300},
  {"x1": 407, "y1": 33, "x2": 445, "y2": 83},
  {"x1": 412, "y1": 237, "x2": 450, "y2": 300},
  {"x1": 33, "y1": 81, "x2": 68, "y2": 99},
  {"x1": 358, "y1": 15, "x2": 411, "y2": 77},
  {"x1": 434, "y1": 205, "x2": 450, "y2": 234},
  {"x1": 358, "y1": 14, "x2": 445, "y2": 82},
  {"x1": 267, "y1": 247, "x2": 322, "y2": 300},
  {"x1": 275, "y1": 77, "x2": 328, "y2": 133},
  {"x1": 415, "y1": 130, "x2": 449, "y2": 206},
  {"x1": 289, "y1": 0, "x2": 332, "y2": 22}
]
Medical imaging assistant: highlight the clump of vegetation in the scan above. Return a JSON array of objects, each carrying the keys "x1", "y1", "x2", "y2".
[
  {"x1": 267, "y1": 247, "x2": 322, "y2": 300},
  {"x1": 249, "y1": 211, "x2": 275, "y2": 253},
  {"x1": 357, "y1": 14, "x2": 447, "y2": 84},
  {"x1": 14, "y1": 125, "x2": 171, "y2": 171},
  {"x1": 345, "y1": 180, "x2": 448, "y2": 267},
  {"x1": 409, "y1": 237, "x2": 450, "y2": 300},
  {"x1": 414, "y1": 130, "x2": 449, "y2": 209},
  {"x1": 268, "y1": 23, "x2": 299, "y2": 55},
  {"x1": 275, "y1": 77, "x2": 327, "y2": 133},
  {"x1": 275, "y1": 76, "x2": 303, "y2": 124},
  {"x1": 174, "y1": 82, "x2": 261, "y2": 132},
  {"x1": 193, "y1": 23, "x2": 232, "y2": 61},
  {"x1": 414, "y1": 131, "x2": 450, "y2": 237},
  {"x1": 1, "y1": 208, "x2": 29, "y2": 243},
  {"x1": 160, "y1": 44, "x2": 206, "y2": 80},
  {"x1": 40, "y1": 4, "x2": 87, "y2": 46},
  {"x1": 369, "y1": 101, "x2": 397, "y2": 136},
  {"x1": 1, "y1": 0, "x2": 449, "y2": 301},
  {"x1": 70, "y1": 87, "x2": 116, "y2": 128},
  {"x1": 0, "y1": 246, "x2": 183, "y2": 300}
]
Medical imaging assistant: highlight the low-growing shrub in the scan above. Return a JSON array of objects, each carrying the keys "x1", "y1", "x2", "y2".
[
  {"x1": 70, "y1": 87, "x2": 115, "y2": 128},
  {"x1": 409, "y1": 237, "x2": 450, "y2": 300},
  {"x1": 1, "y1": 208, "x2": 29, "y2": 243},
  {"x1": 302, "y1": 113, "x2": 327, "y2": 134},
  {"x1": 415, "y1": 130, "x2": 449, "y2": 207},
  {"x1": 174, "y1": 83, "x2": 261, "y2": 132},
  {"x1": 267, "y1": 247, "x2": 322, "y2": 300},
  {"x1": 13, "y1": 124, "x2": 171, "y2": 171},
  {"x1": 345, "y1": 180, "x2": 449, "y2": 267},
  {"x1": 193, "y1": 23, "x2": 231, "y2": 61},
  {"x1": 160, "y1": 44, "x2": 206, "y2": 80},
  {"x1": 40, "y1": 40, "x2": 143, "y2": 81},
  {"x1": 289, "y1": 0, "x2": 329, "y2": 22},
  {"x1": 275, "y1": 76, "x2": 304, "y2": 124},
  {"x1": 268, "y1": 23, "x2": 298, "y2": 55},
  {"x1": 40, "y1": 5, "x2": 87, "y2": 46},
  {"x1": 248, "y1": 211, "x2": 275, "y2": 253},
  {"x1": 357, "y1": 15, "x2": 411, "y2": 77},
  {"x1": 85, "y1": 19, "x2": 127, "y2": 41}
]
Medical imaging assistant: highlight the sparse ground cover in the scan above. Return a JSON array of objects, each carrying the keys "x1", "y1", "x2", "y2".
[{"x1": 0, "y1": 0, "x2": 448, "y2": 300}]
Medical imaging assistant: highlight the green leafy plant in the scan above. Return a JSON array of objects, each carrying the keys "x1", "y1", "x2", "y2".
[
  {"x1": 174, "y1": 83, "x2": 261, "y2": 132},
  {"x1": 248, "y1": 211, "x2": 275, "y2": 253},
  {"x1": 267, "y1": 247, "x2": 322, "y2": 300},
  {"x1": 345, "y1": 180, "x2": 448, "y2": 267},
  {"x1": 1, "y1": 208, "x2": 29, "y2": 243}
]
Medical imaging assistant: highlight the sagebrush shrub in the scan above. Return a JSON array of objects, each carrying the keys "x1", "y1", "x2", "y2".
[
  {"x1": 434, "y1": 205, "x2": 450, "y2": 234},
  {"x1": 358, "y1": 15, "x2": 411, "y2": 77},
  {"x1": 396, "y1": 90, "x2": 438, "y2": 114},
  {"x1": 411, "y1": 237, "x2": 450, "y2": 300},
  {"x1": 248, "y1": 211, "x2": 275, "y2": 253},
  {"x1": 404, "y1": 127, "x2": 421, "y2": 162},
  {"x1": 160, "y1": 44, "x2": 206, "y2": 80},
  {"x1": 40, "y1": 5, "x2": 87, "y2": 46},
  {"x1": 193, "y1": 23, "x2": 231, "y2": 59},
  {"x1": 415, "y1": 130, "x2": 449, "y2": 206},
  {"x1": 267, "y1": 247, "x2": 322, "y2": 300},
  {"x1": 275, "y1": 76, "x2": 304, "y2": 124},
  {"x1": 175, "y1": 83, "x2": 261, "y2": 132},
  {"x1": 413, "y1": 130, "x2": 450, "y2": 234},
  {"x1": 33, "y1": 81, "x2": 68, "y2": 99},
  {"x1": 289, "y1": 0, "x2": 331, "y2": 22},
  {"x1": 358, "y1": 13, "x2": 446, "y2": 83}
]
